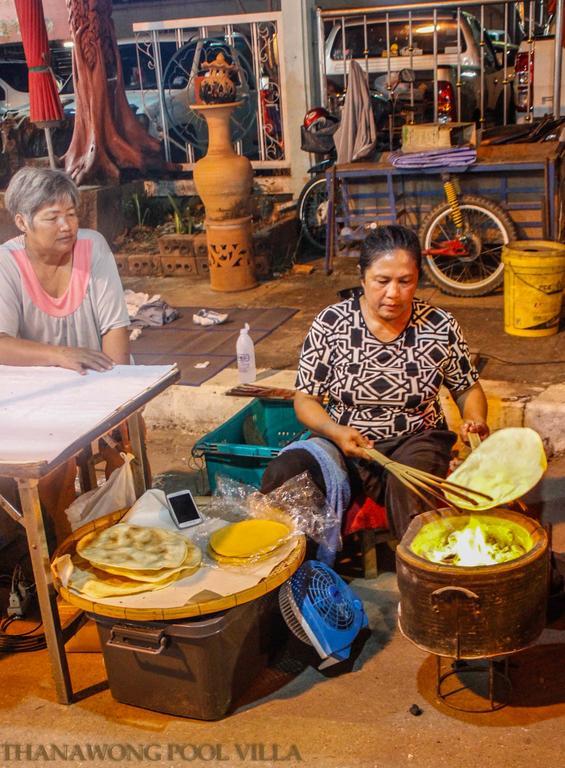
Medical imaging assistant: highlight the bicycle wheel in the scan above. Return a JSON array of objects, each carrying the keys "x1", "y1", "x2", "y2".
[
  {"x1": 419, "y1": 194, "x2": 517, "y2": 297},
  {"x1": 297, "y1": 175, "x2": 329, "y2": 251}
]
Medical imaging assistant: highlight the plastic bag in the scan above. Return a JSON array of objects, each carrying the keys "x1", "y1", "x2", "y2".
[
  {"x1": 65, "y1": 453, "x2": 137, "y2": 532},
  {"x1": 208, "y1": 471, "x2": 341, "y2": 554}
]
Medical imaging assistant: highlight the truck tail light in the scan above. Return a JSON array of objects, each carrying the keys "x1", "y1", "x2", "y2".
[
  {"x1": 515, "y1": 50, "x2": 534, "y2": 112},
  {"x1": 438, "y1": 80, "x2": 456, "y2": 121}
]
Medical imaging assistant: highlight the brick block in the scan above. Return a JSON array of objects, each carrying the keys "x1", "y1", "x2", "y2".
[
  {"x1": 158, "y1": 233, "x2": 195, "y2": 259},
  {"x1": 127, "y1": 253, "x2": 161, "y2": 276},
  {"x1": 195, "y1": 254, "x2": 210, "y2": 276},
  {"x1": 160, "y1": 255, "x2": 198, "y2": 277},
  {"x1": 114, "y1": 253, "x2": 130, "y2": 278},
  {"x1": 193, "y1": 232, "x2": 208, "y2": 259},
  {"x1": 254, "y1": 249, "x2": 272, "y2": 278}
]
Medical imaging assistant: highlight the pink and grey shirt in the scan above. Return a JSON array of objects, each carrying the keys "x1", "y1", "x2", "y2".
[{"x1": 0, "y1": 229, "x2": 130, "y2": 350}]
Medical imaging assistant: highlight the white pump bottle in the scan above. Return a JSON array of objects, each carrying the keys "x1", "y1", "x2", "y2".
[{"x1": 236, "y1": 323, "x2": 256, "y2": 384}]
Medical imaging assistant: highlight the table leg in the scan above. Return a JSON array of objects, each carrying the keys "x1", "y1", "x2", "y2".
[
  {"x1": 127, "y1": 411, "x2": 148, "y2": 497},
  {"x1": 77, "y1": 443, "x2": 97, "y2": 493},
  {"x1": 17, "y1": 478, "x2": 73, "y2": 705},
  {"x1": 325, "y1": 166, "x2": 336, "y2": 275},
  {"x1": 548, "y1": 159, "x2": 556, "y2": 241}
]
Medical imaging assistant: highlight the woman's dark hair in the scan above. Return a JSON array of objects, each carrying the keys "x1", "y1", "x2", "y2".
[{"x1": 359, "y1": 225, "x2": 422, "y2": 279}]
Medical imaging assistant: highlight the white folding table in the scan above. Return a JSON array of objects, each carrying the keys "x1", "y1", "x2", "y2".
[{"x1": 0, "y1": 364, "x2": 179, "y2": 704}]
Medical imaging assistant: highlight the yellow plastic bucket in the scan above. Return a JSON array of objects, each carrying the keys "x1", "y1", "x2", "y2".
[{"x1": 502, "y1": 240, "x2": 565, "y2": 337}]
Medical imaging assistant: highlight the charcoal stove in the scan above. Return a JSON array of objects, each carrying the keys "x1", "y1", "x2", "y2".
[{"x1": 396, "y1": 508, "x2": 549, "y2": 711}]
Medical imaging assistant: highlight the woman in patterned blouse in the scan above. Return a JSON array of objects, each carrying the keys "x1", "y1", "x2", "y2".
[{"x1": 262, "y1": 225, "x2": 489, "y2": 542}]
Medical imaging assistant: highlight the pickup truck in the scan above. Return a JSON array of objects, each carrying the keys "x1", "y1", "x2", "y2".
[
  {"x1": 514, "y1": 16, "x2": 565, "y2": 121},
  {"x1": 324, "y1": 11, "x2": 509, "y2": 125}
]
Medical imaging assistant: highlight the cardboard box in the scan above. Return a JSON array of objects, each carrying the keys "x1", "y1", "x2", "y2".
[{"x1": 401, "y1": 122, "x2": 477, "y2": 152}]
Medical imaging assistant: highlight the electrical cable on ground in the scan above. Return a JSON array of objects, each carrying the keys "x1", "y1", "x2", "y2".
[
  {"x1": 0, "y1": 613, "x2": 82, "y2": 653},
  {"x1": 0, "y1": 615, "x2": 46, "y2": 653},
  {"x1": 0, "y1": 564, "x2": 47, "y2": 652}
]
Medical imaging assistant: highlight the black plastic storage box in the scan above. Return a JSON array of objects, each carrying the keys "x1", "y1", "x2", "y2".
[{"x1": 91, "y1": 592, "x2": 284, "y2": 720}]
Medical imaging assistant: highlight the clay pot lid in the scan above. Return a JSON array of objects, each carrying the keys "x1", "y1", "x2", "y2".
[{"x1": 202, "y1": 52, "x2": 236, "y2": 73}]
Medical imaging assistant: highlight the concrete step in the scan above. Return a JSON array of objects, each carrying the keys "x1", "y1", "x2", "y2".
[{"x1": 144, "y1": 368, "x2": 565, "y2": 455}]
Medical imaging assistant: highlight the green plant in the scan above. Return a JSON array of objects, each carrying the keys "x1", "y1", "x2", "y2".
[
  {"x1": 123, "y1": 192, "x2": 150, "y2": 228},
  {"x1": 134, "y1": 193, "x2": 151, "y2": 228},
  {"x1": 167, "y1": 194, "x2": 194, "y2": 235}
]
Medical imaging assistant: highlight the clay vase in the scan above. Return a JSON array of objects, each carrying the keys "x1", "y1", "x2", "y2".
[
  {"x1": 192, "y1": 101, "x2": 256, "y2": 291},
  {"x1": 191, "y1": 102, "x2": 253, "y2": 220}
]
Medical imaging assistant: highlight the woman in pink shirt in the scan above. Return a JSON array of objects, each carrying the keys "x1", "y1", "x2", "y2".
[
  {"x1": 0, "y1": 166, "x2": 130, "y2": 372},
  {"x1": 0, "y1": 167, "x2": 132, "y2": 541}
]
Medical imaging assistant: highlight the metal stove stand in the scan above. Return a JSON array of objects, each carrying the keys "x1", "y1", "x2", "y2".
[{"x1": 435, "y1": 654, "x2": 512, "y2": 713}]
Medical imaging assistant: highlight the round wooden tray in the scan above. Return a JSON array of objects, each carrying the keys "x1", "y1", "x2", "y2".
[{"x1": 52, "y1": 510, "x2": 306, "y2": 621}]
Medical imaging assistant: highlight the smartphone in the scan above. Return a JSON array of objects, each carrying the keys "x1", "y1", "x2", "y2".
[{"x1": 166, "y1": 490, "x2": 204, "y2": 529}]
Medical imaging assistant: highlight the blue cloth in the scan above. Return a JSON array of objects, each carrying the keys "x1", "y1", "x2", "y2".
[
  {"x1": 390, "y1": 147, "x2": 477, "y2": 169},
  {"x1": 281, "y1": 437, "x2": 351, "y2": 565}
]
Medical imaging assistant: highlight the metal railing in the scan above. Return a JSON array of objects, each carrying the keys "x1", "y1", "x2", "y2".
[
  {"x1": 132, "y1": 11, "x2": 289, "y2": 168},
  {"x1": 316, "y1": 0, "x2": 563, "y2": 127}
]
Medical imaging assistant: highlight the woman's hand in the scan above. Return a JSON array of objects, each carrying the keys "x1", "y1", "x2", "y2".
[
  {"x1": 455, "y1": 382, "x2": 489, "y2": 446},
  {"x1": 330, "y1": 424, "x2": 373, "y2": 459},
  {"x1": 459, "y1": 418, "x2": 490, "y2": 446},
  {"x1": 293, "y1": 391, "x2": 373, "y2": 458},
  {"x1": 55, "y1": 346, "x2": 116, "y2": 374}
]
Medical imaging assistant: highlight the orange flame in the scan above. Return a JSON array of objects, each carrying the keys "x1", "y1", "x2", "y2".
[
  {"x1": 447, "y1": 520, "x2": 501, "y2": 566},
  {"x1": 423, "y1": 517, "x2": 528, "y2": 567}
]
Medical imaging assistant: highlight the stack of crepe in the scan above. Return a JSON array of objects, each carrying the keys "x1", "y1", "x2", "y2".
[
  {"x1": 207, "y1": 519, "x2": 291, "y2": 565},
  {"x1": 60, "y1": 523, "x2": 202, "y2": 599}
]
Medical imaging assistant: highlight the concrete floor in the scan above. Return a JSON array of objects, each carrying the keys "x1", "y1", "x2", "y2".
[
  {"x1": 1, "y1": 254, "x2": 564, "y2": 766},
  {"x1": 122, "y1": 254, "x2": 565, "y2": 385},
  {"x1": 0, "y1": 570, "x2": 563, "y2": 768}
]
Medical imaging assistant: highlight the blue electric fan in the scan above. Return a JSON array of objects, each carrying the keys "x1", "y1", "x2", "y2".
[{"x1": 279, "y1": 560, "x2": 368, "y2": 669}]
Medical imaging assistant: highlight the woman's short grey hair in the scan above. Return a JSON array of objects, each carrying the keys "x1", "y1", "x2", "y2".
[{"x1": 4, "y1": 167, "x2": 80, "y2": 222}]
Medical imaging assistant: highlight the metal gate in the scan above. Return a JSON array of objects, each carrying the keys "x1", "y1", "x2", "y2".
[
  {"x1": 316, "y1": 0, "x2": 564, "y2": 126},
  {"x1": 132, "y1": 11, "x2": 289, "y2": 169}
]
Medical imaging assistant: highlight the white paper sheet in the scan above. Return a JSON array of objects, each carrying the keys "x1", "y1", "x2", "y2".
[{"x1": 0, "y1": 364, "x2": 175, "y2": 465}]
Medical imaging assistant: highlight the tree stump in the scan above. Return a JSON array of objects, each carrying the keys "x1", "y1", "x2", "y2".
[{"x1": 64, "y1": 0, "x2": 163, "y2": 185}]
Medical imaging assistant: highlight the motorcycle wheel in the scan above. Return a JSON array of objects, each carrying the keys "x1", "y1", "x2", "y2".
[
  {"x1": 297, "y1": 174, "x2": 329, "y2": 251},
  {"x1": 419, "y1": 194, "x2": 517, "y2": 297}
]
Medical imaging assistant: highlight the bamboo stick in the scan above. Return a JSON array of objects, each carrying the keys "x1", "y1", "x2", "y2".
[{"x1": 363, "y1": 447, "x2": 493, "y2": 508}]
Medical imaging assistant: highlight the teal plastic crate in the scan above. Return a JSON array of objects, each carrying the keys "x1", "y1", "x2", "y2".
[{"x1": 192, "y1": 398, "x2": 308, "y2": 492}]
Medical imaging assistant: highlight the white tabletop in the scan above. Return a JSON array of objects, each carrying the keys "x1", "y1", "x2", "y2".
[{"x1": 0, "y1": 364, "x2": 176, "y2": 467}]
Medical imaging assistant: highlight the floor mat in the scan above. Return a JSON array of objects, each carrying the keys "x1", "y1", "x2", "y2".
[{"x1": 131, "y1": 306, "x2": 298, "y2": 386}]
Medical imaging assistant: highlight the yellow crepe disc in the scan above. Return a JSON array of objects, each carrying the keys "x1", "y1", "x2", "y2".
[
  {"x1": 207, "y1": 543, "x2": 285, "y2": 565},
  {"x1": 67, "y1": 554, "x2": 200, "y2": 599},
  {"x1": 446, "y1": 427, "x2": 547, "y2": 510},
  {"x1": 208, "y1": 519, "x2": 291, "y2": 559}
]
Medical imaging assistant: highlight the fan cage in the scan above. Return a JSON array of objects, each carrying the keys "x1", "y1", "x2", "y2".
[
  {"x1": 278, "y1": 582, "x2": 311, "y2": 644},
  {"x1": 292, "y1": 563, "x2": 356, "y2": 631}
]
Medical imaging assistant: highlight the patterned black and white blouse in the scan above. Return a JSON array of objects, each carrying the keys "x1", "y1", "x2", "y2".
[{"x1": 295, "y1": 295, "x2": 479, "y2": 441}]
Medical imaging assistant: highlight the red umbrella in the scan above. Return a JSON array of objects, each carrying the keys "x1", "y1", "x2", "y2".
[{"x1": 14, "y1": 0, "x2": 64, "y2": 167}]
